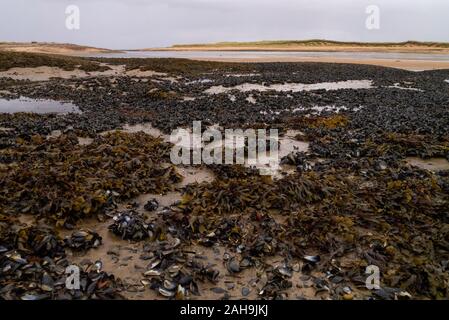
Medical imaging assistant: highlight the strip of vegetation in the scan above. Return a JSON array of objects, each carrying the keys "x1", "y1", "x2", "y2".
[
  {"x1": 172, "y1": 39, "x2": 449, "y2": 48},
  {"x1": 95, "y1": 57, "x2": 255, "y2": 75}
]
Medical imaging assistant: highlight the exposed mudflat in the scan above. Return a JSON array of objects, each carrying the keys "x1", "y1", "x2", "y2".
[{"x1": 1, "y1": 55, "x2": 449, "y2": 301}]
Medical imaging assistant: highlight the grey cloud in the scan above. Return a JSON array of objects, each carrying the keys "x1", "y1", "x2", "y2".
[{"x1": 0, "y1": 0, "x2": 448, "y2": 49}]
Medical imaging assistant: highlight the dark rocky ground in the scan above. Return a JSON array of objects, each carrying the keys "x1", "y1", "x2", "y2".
[{"x1": 0, "y1": 54, "x2": 448, "y2": 300}]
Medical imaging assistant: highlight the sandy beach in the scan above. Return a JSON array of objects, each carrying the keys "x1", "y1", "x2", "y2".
[
  {"x1": 153, "y1": 44, "x2": 449, "y2": 54},
  {"x1": 193, "y1": 56, "x2": 449, "y2": 71}
]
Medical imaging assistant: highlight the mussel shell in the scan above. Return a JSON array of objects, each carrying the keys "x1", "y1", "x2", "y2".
[
  {"x1": 72, "y1": 231, "x2": 89, "y2": 238},
  {"x1": 21, "y1": 293, "x2": 50, "y2": 301},
  {"x1": 141, "y1": 279, "x2": 151, "y2": 286},
  {"x1": 278, "y1": 267, "x2": 293, "y2": 278},
  {"x1": 7, "y1": 253, "x2": 27, "y2": 264},
  {"x1": 163, "y1": 280, "x2": 177, "y2": 291},
  {"x1": 303, "y1": 255, "x2": 320, "y2": 263},
  {"x1": 226, "y1": 258, "x2": 240, "y2": 273},
  {"x1": 158, "y1": 287, "x2": 175, "y2": 298},
  {"x1": 167, "y1": 265, "x2": 181, "y2": 277},
  {"x1": 144, "y1": 269, "x2": 162, "y2": 277}
]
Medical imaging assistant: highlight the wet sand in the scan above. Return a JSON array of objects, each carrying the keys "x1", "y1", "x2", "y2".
[
  {"x1": 0, "y1": 65, "x2": 166, "y2": 82},
  {"x1": 196, "y1": 56, "x2": 449, "y2": 71},
  {"x1": 406, "y1": 157, "x2": 449, "y2": 172}
]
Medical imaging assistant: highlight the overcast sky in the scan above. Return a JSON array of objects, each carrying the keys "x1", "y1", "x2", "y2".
[{"x1": 1, "y1": 0, "x2": 448, "y2": 49}]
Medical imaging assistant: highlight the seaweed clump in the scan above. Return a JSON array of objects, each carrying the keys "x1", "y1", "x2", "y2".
[
  {"x1": 0, "y1": 51, "x2": 109, "y2": 72},
  {"x1": 178, "y1": 164, "x2": 449, "y2": 299},
  {"x1": 0, "y1": 219, "x2": 123, "y2": 300},
  {"x1": 0, "y1": 131, "x2": 181, "y2": 225}
]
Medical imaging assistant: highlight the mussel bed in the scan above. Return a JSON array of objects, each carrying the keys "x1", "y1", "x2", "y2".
[{"x1": 0, "y1": 55, "x2": 449, "y2": 300}]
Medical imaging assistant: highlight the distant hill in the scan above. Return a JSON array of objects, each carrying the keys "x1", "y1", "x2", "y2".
[
  {"x1": 172, "y1": 40, "x2": 449, "y2": 48},
  {"x1": 142, "y1": 40, "x2": 449, "y2": 53},
  {"x1": 0, "y1": 42, "x2": 122, "y2": 55}
]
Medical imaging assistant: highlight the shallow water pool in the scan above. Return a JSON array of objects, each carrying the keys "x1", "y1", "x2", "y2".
[
  {"x1": 205, "y1": 80, "x2": 374, "y2": 94},
  {"x1": 0, "y1": 97, "x2": 81, "y2": 114}
]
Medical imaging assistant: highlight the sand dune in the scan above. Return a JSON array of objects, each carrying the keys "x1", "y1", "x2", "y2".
[{"x1": 0, "y1": 42, "x2": 120, "y2": 55}]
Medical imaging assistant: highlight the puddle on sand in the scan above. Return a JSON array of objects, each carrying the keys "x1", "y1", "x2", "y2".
[
  {"x1": 48, "y1": 130, "x2": 94, "y2": 145},
  {"x1": 176, "y1": 166, "x2": 216, "y2": 186},
  {"x1": 386, "y1": 83, "x2": 423, "y2": 92},
  {"x1": 172, "y1": 127, "x2": 309, "y2": 178},
  {"x1": 225, "y1": 73, "x2": 261, "y2": 78},
  {"x1": 211, "y1": 129, "x2": 309, "y2": 177},
  {"x1": 280, "y1": 130, "x2": 309, "y2": 158},
  {"x1": 0, "y1": 97, "x2": 81, "y2": 114},
  {"x1": 205, "y1": 80, "x2": 374, "y2": 94},
  {"x1": 406, "y1": 157, "x2": 449, "y2": 172},
  {"x1": 131, "y1": 165, "x2": 215, "y2": 210},
  {"x1": 134, "y1": 191, "x2": 183, "y2": 210},
  {"x1": 78, "y1": 137, "x2": 94, "y2": 145},
  {"x1": 293, "y1": 105, "x2": 348, "y2": 114},
  {"x1": 116, "y1": 123, "x2": 309, "y2": 178},
  {"x1": 259, "y1": 130, "x2": 309, "y2": 178},
  {"x1": 121, "y1": 123, "x2": 168, "y2": 141},
  {"x1": 187, "y1": 79, "x2": 213, "y2": 84}
]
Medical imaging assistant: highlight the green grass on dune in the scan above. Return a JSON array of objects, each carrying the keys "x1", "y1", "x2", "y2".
[{"x1": 172, "y1": 40, "x2": 449, "y2": 48}]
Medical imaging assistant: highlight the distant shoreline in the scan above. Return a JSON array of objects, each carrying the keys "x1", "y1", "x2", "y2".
[
  {"x1": 3, "y1": 40, "x2": 449, "y2": 55},
  {"x1": 141, "y1": 40, "x2": 449, "y2": 54},
  {"x1": 140, "y1": 46, "x2": 449, "y2": 54},
  {"x1": 2, "y1": 41, "x2": 449, "y2": 71}
]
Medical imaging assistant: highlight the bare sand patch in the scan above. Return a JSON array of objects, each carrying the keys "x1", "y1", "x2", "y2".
[
  {"x1": 125, "y1": 69, "x2": 167, "y2": 77},
  {"x1": 0, "y1": 65, "x2": 128, "y2": 81},
  {"x1": 406, "y1": 157, "x2": 449, "y2": 172},
  {"x1": 0, "y1": 64, "x2": 169, "y2": 81},
  {"x1": 194, "y1": 56, "x2": 449, "y2": 71}
]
